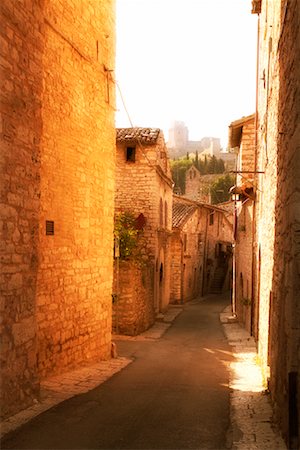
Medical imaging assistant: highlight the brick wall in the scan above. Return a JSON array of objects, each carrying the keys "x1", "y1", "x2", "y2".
[
  {"x1": 253, "y1": 0, "x2": 300, "y2": 444},
  {"x1": 0, "y1": 0, "x2": 116, "y2": 419}
]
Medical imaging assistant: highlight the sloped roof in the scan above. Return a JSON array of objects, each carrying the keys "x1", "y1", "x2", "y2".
[
  {"x1": 228, "y1": 114, "x2": 255, "y2": 149},
  {"x1": 173, "y1": 194, "x2": 233, "y2": 214},
  {"x1": 116, "y1": 127, "x2": 160, "y2": 144},
  {"x1": 216, "y1": 201, "x2": 234, "y2": 214},
  {"x1": 172, "y1": 200, "x2": 197, "y2": 228}
]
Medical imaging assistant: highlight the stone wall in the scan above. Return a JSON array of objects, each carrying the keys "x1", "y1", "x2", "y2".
[
  {"x1": 0, "y1": 0, "x2": 116, "y2": 419},
  {"x1": 115, "y1": 138, "x2": 172, "y2": 256},
  {"x1": 170, "y1": 207, "x2": 206, "y2": 304},
  {"x1": 206, "y1": 209, "x2": 233, "y2": 257},
  {"x1": 182, "y1": 208, "x2": 206, "y2": 301},
  {"x1": 206, "y1": 208, "x2": 233, "y2": 293},
  {"x1": 185, "y1": 166, "x2": 201, "y2": 200},
  {"x1": 253, "y1": 0, "x2": 300, "y2": 445},
  {"x1": 233, "y1": 115, "x2": 255, "y2": 333},
  {"x1": 36, "y1": 0, "x2": 116, "y2": 379},
  {"x1": 170, "y1": 231, "x2": 182, "y2": 303},
  {"x1": 0, "y1": 0, "x2": 45, "y2": 419},
  {"x1": 112, "y1": 261, "x2": 155, "y2": 335},
  {"x1": 115, "y1": 134, "x2": 173, "y2": 315},
  {"x1": 170, "y1": 197, "x2": 232, "y2": 302},
  {"x1": 235, "y1": 200, "x2": 254, "y2": 332},
  {"x1": 236, "y1": 117, "x2": 255, "y2": 184}
]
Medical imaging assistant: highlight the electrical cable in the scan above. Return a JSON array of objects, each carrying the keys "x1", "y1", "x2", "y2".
[{"x1": 114, "y1": 78, "x2": 165, "y2": 173}]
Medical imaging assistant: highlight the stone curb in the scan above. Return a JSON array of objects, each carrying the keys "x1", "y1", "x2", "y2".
[
  {"x1": 113, "y1": 305, "x2": 183, "y2": 341},
  {"x1": 1, "y1": 306, "x2": 183, "y2": 439},
  {"x1": 0, "y1": 357, "x2": 132, "y2": 439},
  {"x1": 220, "y1": 306, "x2": 287, "y2": 450}
]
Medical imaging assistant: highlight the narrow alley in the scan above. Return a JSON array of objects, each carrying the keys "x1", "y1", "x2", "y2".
[
  {"x1": 2, "y1": 295, "x2": 232, "y2": 450},
  {"x1": 1, "y1": 2, "x2": 299, "y2": 448}
]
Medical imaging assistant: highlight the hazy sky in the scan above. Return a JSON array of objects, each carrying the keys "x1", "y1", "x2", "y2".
[{"x1": 115, "y1": 0, "x2": 258, "y2": 147}]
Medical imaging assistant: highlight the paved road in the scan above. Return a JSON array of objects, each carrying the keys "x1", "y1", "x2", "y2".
[{"x1": 2, "y1": 295, "x2": 233, "y2": 450}]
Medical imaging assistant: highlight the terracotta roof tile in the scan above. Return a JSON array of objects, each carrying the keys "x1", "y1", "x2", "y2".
[
  {"x1": 116, "y1": 127, "x2": 160, "y2": 144},
  {"x1": 172, "y1": 200, "x2": 196, "y2": 228}
]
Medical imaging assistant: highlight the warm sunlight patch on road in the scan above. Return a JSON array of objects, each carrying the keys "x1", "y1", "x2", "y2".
[{"x1": 230, "y1": 350, "x2": 264, "y2": 392}]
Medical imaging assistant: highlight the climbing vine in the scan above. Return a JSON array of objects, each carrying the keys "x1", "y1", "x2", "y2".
[{"x1": 114, "y1": 212, "x2": 138, "y2": 259}]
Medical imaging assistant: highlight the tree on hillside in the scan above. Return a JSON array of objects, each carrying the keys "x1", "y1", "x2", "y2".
[
  {"x1": 170, "y1": 154, "x2": 227, "y2": 195},
  {"x1": 170, "y1": 158, "x2": 193, "y2": 194},
  {"x1": 203, "y1": 155, "x2": 208, "y2": 174},
  {"x1": 207, "y1": 155, "x2": 218, "y2": 173},
  {"x1": 195, "y1": 150, "x2": 199, "y2": 169},
  {"x1": 210, "y1": 174, "x2": 235, "y2": 204},
  {"x1": 217, "y1": 158, "x2": 225, "y2": 173}
]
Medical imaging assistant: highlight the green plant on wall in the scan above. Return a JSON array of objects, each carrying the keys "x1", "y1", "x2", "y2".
[{"x1": 114, "y1": 212, "x2": 139, "y2": 259}]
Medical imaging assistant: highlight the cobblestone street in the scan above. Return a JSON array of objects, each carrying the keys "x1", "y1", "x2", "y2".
[{"x1": 220, "y1": 306, "x2": 286, "y2": 450}]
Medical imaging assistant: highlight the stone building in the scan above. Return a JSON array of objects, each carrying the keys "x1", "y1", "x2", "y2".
[
  {"x1": 0, "y1": 1, "x2": 116, "y2": 420},
  {"x1": 228, "y1": 114, "x2": 255, "y2": 333},
  {"x1": 185, "y1": 165, "x2": 202, "y2": 201},
  {"x1": 185, "y1": 165, "x2": 233, "y2": 204},
  {"x1": 113, "y1": 128, "x2": 173, "y2": 335},
  {"x1": 205, "y1": 203, "x2": 233, "y2": 294},
  {"x1": 167, "y1": 121, "x2": 222, "y2": 159},
  {"x1": 170, "y1": 195, "x2": 233, "y2": 303},
  {"x1": 249, "y1": 1, "x2": 299, "y2": 446},
  {"x1": 170, "y1": 196, "x2": 206, "y2": 303}
]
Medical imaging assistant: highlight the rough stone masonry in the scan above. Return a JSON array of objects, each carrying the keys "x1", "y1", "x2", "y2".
[{"x1": 0, "y1": 0, "x2": 116, "y2": 420}]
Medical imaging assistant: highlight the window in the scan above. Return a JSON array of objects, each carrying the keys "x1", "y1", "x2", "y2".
[
  {"x1": 126, "y1": 146, "x2": 136, "y2": 162},
  {"x1": 209, "y1": 211, "x2": 214, "y2": 225}
]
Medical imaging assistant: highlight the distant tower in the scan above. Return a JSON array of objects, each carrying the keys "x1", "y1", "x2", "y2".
[{"x1": 168, "y1": 121, "x2": 189, "y2": 149}]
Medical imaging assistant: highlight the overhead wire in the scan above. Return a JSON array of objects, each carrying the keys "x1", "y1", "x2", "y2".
[{"x1": 114, "y1": 78, "x2": 163, "y2": 172}]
